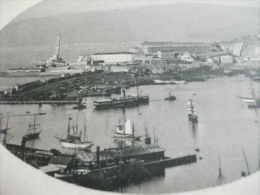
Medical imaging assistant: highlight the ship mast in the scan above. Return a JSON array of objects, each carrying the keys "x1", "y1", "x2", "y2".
[
  {"x1": 132, "y1": 122, "x2": 135, "y2": 146},
  {"x1": 242, "y1": 148, "x2": 250, "y2": 176},
  {"x1": 76, "y1": 112, "x2": 78, "y2": 137},
  {"x1": 33, "y1": 114, "x2": 36, "y2": 133},
  {"x1": 5, "y1": 116, "x2": 9, "y2": 132},
  {"x1": 0, "y1": 115, "x2": 2, "y2": 129},
  {"x1": 83, "y1": 113, "x2": 87, "y2": 142},
  {"x1": 68, "y1": 114, "x2": 72, "y2": 136}
]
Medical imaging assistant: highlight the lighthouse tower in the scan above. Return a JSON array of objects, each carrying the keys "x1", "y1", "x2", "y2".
[{"x1": 52, "y1": 34, "x2": 61, "y2": 61}]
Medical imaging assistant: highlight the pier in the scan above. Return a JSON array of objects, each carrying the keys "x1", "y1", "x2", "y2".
[{"x1": 0, "y1": 100, "x2": 82, "y2": 105}]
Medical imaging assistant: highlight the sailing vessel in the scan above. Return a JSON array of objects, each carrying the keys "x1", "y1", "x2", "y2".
[
  {"x1": 238, "y1": 83, "x2": 260, "y2": 108},
  {"x1": 58, "y1": 114, "x2": 93, "y2": 149},
  {"x1": 187, "y1": 99, "x2": 198, "y2": 122},
  {"x1": 22, "y1": 115, "x2": 43, "y2": 141},
  {"x1": 114, "y1": 119, "x2": 133, "y2": 139},
  {"x1": 113, "y1": 119, "x2": 142, "y2": 141},
  {"x1": 0, "y1": 116, "x2": 11, "y2": 133}
]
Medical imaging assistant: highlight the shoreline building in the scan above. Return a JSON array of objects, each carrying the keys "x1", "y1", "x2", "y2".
[
  {"x1": 91, "y1": 52, "x2": 136, "y2": 65},
  {"x1": 138, "y1": 41, "x2": 212, "y2": 55}
]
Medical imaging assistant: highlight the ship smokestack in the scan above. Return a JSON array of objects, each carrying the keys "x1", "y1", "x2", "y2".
[{"x1": 122, "y1": 90, "x2": 125, "y2": 97}]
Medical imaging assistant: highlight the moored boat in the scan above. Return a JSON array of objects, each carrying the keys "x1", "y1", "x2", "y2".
[
  {"x1": 114, "y1": 119, "x2": 133, "y2": 139},
  {"x1": 0, "y1": 116, "x2": 12, "y2": 134},
  {"x1": 23, "y1": 116, "x2": 43, "y2": 141},
  {"x1": 94, "y1": 90, "x2": 149, "y2": 110},
  {"x1": 187, "y1": 99, "x2": 198, "y2": 122},
  {"x1": 237, "y1": 83, "x2": 260, "y2": 108},
  {"x1": 73, "y1": 98, "x2": 86, "y2": 110},
  {"x1": 54, "y1": 172, "x2": 73, "y2": 178},
  {"x1": 57, "y1": 114, "x2": 94, "y2": 149},
  {"x1": 164, "y1": 93, "x2": 176, "y2": 101}
]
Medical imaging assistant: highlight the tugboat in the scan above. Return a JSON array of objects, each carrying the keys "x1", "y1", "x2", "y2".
[
  {"x1": 23, "y1": 115, "x2": 43, "y2": 141},
  {"x1": 187, "y1": 99, "x2": 198, "y2": 122},
  {"x1": 164, "y1": 92, "x2": 176, "y2": 101},
  {"x1": 56, "y1": 114, "x2": 94, "y2": 149},
  {"x1": 73, "y1": 98, "x2": 86, "y2": 110}
]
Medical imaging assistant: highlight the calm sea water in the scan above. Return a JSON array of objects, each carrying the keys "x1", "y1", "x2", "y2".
[
  {"x1": 0, "y1": 42, "x2": 137, "y2": 71},
  {"x1": 0, "y1": 75, "x2": 259, "y2": 194}
]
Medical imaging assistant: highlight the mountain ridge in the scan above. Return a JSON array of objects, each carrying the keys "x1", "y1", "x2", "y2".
[{"x1": 0, "y1": 3, "x2": 259, "y2": 48}]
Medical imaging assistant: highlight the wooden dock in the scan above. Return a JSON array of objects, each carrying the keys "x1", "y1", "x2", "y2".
[
  {"x1": 0, "y1": 100, "x2": 82, "y2": 105},
  {"x1": 145, "y1": 154, "x2": 197, "y2": 168}
]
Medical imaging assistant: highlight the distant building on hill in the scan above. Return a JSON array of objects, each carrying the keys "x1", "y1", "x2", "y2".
[
  {"x1": 138, "y1": 41, "x2": 212, "y2": 55},
  {"x1": 220, "y1": 55, "x2": 234, "y2": 65},
  {"x1": 157, "y1": 51, "x2": 179, "y2": 59},
  {"x1": 91, "y1": 52, "x2": 135, "y2": 65}
]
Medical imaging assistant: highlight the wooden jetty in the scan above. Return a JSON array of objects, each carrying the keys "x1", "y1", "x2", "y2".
[{"x1": 0, "y1": 100, "x2": 83, "y2": 105}]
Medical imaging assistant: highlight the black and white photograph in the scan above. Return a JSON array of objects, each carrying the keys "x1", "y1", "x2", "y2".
[{"x1": 0, "y1": 0, "x2": 259, "y2": 194}]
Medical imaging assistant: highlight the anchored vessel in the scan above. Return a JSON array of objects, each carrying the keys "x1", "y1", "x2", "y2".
[
  {"x1": 0, "y1": 116, "x2": 11, "y2": 133},
  {"x1": 23, "y1": 116, "x2": 43, "y2": 141},
  {"x1": 94, "y1": 90, "x2": 149, "y2": 109},
  {"x1": 187, "y1": 99, "x2": 198, "y2": 122},
  {"x1": 57, "y1": 115, "x2": 93, "y2": 149},
  {"x1": 238, "y1": 83, "x2": 260, "y2": 108},
  {"x1": 164, "y1": 92, "x2": 176, "y2": 101},
  {"x1": 73, "y1": 98, "x2": 86, "y2": 110},
  {"x1": 113, "y1": 119, "x2": 142, "y2": 141}
]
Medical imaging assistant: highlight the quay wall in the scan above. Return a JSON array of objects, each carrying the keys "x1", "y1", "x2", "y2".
[{"x1": 0, "y1": 100, "x2": 81, "y2": 105}]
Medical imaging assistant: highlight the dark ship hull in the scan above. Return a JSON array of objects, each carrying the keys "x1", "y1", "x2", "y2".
[
  {"x1": 188, "y1": 114, "x2": 198, "y2": 122},
  {"x1": 94, "y1": 96, "x2": 149, "y2": 110},
  {"x1": 23, "y1": 131, "x2": 42, "y2": 141}
]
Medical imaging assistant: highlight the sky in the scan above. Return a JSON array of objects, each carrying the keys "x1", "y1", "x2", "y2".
[{"x1": 0, "y1": 0, "x2": 259, "y2": 30}]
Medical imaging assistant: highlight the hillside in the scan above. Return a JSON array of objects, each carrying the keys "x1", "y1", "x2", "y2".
[{"x1": 0, "y1": 3, "x2": 259, "y2": 48}]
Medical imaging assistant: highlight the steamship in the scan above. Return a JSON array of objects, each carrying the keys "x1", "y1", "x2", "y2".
[{"x1": 93, "y1": 90, "x2": 149, "y2": 109}]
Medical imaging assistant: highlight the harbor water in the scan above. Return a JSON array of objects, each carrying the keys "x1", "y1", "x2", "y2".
[{"x1": 0, "y1": 75, "x2": 259, "y2": 194}]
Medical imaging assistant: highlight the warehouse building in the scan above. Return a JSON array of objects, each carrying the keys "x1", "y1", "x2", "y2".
[
  {"x1": 139, "y1": 41, "x2": 212, "y2": 55},
  {"x1": 91, "y1": 52, "x2": 135, "y2": 65}
]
